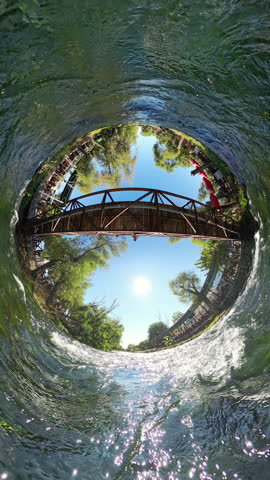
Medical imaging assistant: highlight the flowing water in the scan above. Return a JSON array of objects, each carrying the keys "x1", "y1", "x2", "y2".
[{"x1": 1, "y1": 1, "x2": 270, "y2": 478}]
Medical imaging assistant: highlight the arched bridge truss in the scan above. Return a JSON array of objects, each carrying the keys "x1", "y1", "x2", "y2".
[{"x1": 25, "y1": 188, "x2": 241, "y2": 241}]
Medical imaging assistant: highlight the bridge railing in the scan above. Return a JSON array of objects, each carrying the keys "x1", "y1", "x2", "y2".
[
  {"x1": 25, "y1": 187, "x2": 241, "y2": 240},
  {"x1": 31, "y1": 187, "x2": 231, "y2": 224},
  {"x1": 29, "y1": 187, "x2": 240, "y2": 239}
]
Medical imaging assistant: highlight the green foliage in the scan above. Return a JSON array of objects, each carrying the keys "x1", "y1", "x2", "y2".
[
  {"x1": 76, "y1": 125, "x2": 138, "y2": 193},
  {"x1": 141, "y1": 126, "x2": 191, "y2": 172},
  {"x1": 34, "y1": 235, "x2": 127, "y2": 351},
  {"x1": 190, "y1": 238, "x2": 207, "y2": 248},
  {"x1": 203, "y1": 147, "x2": 233, "y2": 178},
  {"x1": 171, "y1": 311, "x2": 184, "y2": 324},
  {"x1": 72, "y1": 302, "x2": 124, "y2": 351},
  {"x1": 238, "y1": 187, "x2": 248, "y2": 210},
  {"x1": 136, "y1": 340, "x2": 149, "y2": 350},
  {"x1": 195, "y1": 240, "x2": 230, "y2": 272},
  {"x1": 197, "y1": 182, "x2": 208, "y2": 202},
  {"x1": 41, "y1": 235, "x2": 127, "y2": 309},
  {"x1": 163, "y1": 336, "x2": 174, "y2": 348},
  {"x1": 168, "y1": 237, "x2": 183, "y2": 244},
  {"x1": 153, "y1": 130, "x2": 191, "y2": 172},
  {"x1": 140, "y1": 125, "x2": 159, "y2": 136},
  {"x1": 148, "y1": 321, "x2": 168, "y2": 340},
  {"x1": 169, "y1": 271, "x2": 202, "y2": 304},
  {"x1": 126, "y1": 344, "x2": 136, "y2": 352}
]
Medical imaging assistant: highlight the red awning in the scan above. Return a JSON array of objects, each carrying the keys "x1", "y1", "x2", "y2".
[
  {"x1": 189, "y1": 157, "x2": 201, "y2": 168},
  {"x1": 210, "y1": 193, "x2": 220, "y2": 208},
  {"x1": 203, "y1": 177, "x2": 215, "y2": 193},
  {"x1": 199, "y1": 171, "x2": 208, "y2": 179}
]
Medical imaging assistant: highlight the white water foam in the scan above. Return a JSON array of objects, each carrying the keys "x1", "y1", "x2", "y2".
[
  {"x1": 51, "y1": 316, "x2": 246, "y2": 389},
  {"x1": 13, "y1": 274, "x2": 26, "y2": 303}
]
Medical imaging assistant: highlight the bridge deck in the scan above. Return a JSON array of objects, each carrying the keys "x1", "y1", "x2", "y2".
[{"x1": 25, "y1": 200, "x2": 240, "y2": 241}]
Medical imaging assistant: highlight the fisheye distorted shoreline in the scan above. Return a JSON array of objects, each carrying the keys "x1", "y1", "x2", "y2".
[
  {"x1": 17, "y1": 125, "x2": 256, "y2": 352},
  {"x1": 1, "y1": 2, "x2": 269, "y2": 478}
]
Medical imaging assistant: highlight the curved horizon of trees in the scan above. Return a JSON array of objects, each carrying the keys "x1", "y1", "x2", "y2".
[
  {"x1": 126, "y1": 310, "x2": 184, "y2": 351},
  {"x1": 33, "y1": 235, "x2": 127, "y2": 351},
  {"x1": 126, "y1": 320, "x2": 168, "y2": 352}
]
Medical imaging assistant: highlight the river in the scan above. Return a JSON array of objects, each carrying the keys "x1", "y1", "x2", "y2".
[{"x1": 0, "y1": 1, "x2": 269, "y2": 479}]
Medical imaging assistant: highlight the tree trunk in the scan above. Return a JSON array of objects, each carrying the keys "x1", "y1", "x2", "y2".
[
  {"x1": 177, "y1": 137, "x2": 184, "y2": 151},
  {"x1": 32, "y1": 259, "x2": 58, "y2": 279},
  {"x1": 207, "y1": 287, "x2": 219, "y2": 297},
  {"x1": 72, "y1": 242, "x2": 107, "y2": 263},
  {"x1": 50, "y1": 280, "x2": 65, "y2": 300},
  {"x1": 33, "y1": 241, "x2": 106, "y2": 278}
]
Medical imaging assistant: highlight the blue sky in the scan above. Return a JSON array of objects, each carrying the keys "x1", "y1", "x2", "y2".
[
  {"x1": 79, "y1": 128, "x2": 206, "y2": 347},
  {"x1": 85, "y1": 236, "x2": 204, "y2": 347}
]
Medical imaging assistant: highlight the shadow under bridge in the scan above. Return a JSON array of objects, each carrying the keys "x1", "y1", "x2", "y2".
[{"x1": 25, "y1": 188, "x2": 241, "y2": 241}]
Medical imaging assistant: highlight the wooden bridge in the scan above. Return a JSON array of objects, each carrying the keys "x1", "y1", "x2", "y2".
[{"x1": 24, "y1": 188, "x2": 241, "y2": 241}]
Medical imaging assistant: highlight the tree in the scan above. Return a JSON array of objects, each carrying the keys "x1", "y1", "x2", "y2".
[
  {"x1": 197, "y1": 182, "x2": 208, "y2": 202},
  {"x1": 171, "y1": 311, "x2": 184, "y2": 325},
  {"x1": 127, "y1": 344, "x2": 136, "y2": 352},
  {"x1": 136, "y1": 340, "x2": 149, "y2": 350},
  {"x1": 168, "y1": 237, "x2": 183, "y2": 244},
  {"x1": 140, "y1": 125, "x2": 161, "y2": 136},
  {"x1": 76, "y1": 125, "x2": 138, "y2": 193},
  {"x1": 71, "y1": 301, "x2": 124, "y2": 351},
  {"x1": 141, "y1": 126, "x2": 191, "y2": 172},
  {"x1": 190, "y1": 238, "x2": 207, "y2": 248},
  {"x1": 152, "y1": 130, "x2": 191, "y2": 172},
  {"x1": 169, "y1": 270, "x2": 212, "y2": 308},
  {"x1": 33, "y1": 235, "x2": 127, "y2": 308},
  {"x1": 195, "y1": 240, "x2": 230, "y2": 272},
  {"x1": 148, "y1": 321, "x2": 168, "y2": 340},
  {"x1": 32, "y1": 235, "x2": 128, "y2": 351}
]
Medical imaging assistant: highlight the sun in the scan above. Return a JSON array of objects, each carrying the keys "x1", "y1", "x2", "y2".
[{"x1": 133, "y1": 276, "x2": 152, "y2": 296}]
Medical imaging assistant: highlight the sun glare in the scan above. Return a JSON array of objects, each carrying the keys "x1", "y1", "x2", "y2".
[{"x1": 133, "y1": 276, "x2": 152, "y2": 296}]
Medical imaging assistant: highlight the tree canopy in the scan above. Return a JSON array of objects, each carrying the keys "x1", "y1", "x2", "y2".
[
  {"x1": 171, "y1": 311, "x2": 184, "y2": 325},
  {"x1": 169, "y1": 271, "x2": 202, "y2": 304},
  {"x1": 169, "y1": 270, "x2": 215, "y2": 310},
  {"x1": 148, "y1": 321, "x2": 168, "y2": 340},
  {"x1": 38, "y1": 235, "x2": 127, "y2": 309},
  {"x1": 76, "y1": 125, "x2": 138, "y2": 193},
  {"x1": 71, "y1": 302, "x2": 123, "y2": 351},
  {"x1": 167, "y1": 238, "x2": 231, "y2": 271},
  {"x1": 195, "y1": 240, "x2": 230, "y2": 272},
  {"x1": 168, "y1": 237, "x2": 183, "y2": 245},
  {"x1": 32, "y1": 235, "x2": 127, "y2": 350},
  {"x1": 141, "y1": 126, "x2": 191, "y2": 172}
]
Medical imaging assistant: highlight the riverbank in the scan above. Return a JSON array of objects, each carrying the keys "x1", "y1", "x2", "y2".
[
  {"x1": 136, "y1": 237, "x2": 255, "y2": 352},
  {"x1": 138, "y1": 312, "x2": 226, "y2": 353},
  {"x1": 16, "y1": 124, "x2": 255, "y2": 352}
]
